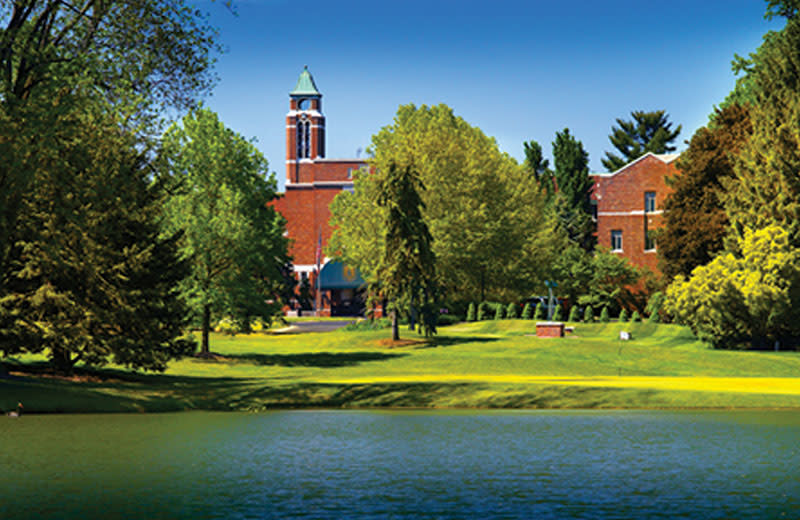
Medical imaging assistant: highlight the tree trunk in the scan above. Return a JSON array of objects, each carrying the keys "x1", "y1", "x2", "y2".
[
  {"x1": 201, "y1": 303, "x2": 211, "y2": 357},
  {"x1": 391, "y1": 308, "x2": 399, "y2": 341},
  {"x1": 52, "y1": 346, "x2": 73, "y2": 375}
]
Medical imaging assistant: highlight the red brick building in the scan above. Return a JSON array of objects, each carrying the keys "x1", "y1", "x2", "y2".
[
  {"x1": 272, "y1": 67, "x2": 367, "y2": 315},
  {"x1": 592, "y1": 153, "x2": 679, "y2": 275}
]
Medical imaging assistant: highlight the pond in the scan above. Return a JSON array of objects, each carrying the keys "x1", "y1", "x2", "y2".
[{"x1": 1, "y1": 410, "x2": 799, "y2": 519}]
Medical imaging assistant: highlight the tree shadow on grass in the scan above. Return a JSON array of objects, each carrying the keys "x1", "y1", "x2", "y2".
[
  {"x1": 210, "y1": 351, "x2": 408, "y2": 368},
  {"x1": 413, "y1": 336, "x2": 499, "y2": 349}
]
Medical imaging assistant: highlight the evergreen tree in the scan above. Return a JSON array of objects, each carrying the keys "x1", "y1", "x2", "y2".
[
  {"x1": 568, "y1": 305, "x2": 581, "y2": 323},
  {"x1": 477, "y1": 302, "x2": 489, "y2": 321},
  {"x1": 494, "y1": 305, "x2": 504, "y2": 320},
  {"x1": 533, "y1": 302, "x2": 545, "y2": 320},
  {"x1": 583, "y1": 305, "x2": 594, "y2": 323},
  {"x1": 523, "y1": 140, "x2": 554, "y2": 199},
  {"x1": 521, "y1": 303, "x2": 533, "y2": 320},
  {"x1": 466, "y1": 302, "x2": 476, "y2": 322},
  {"x1": 600, "y1": 306, "x2": 610, "y2": 323},
  {"x1": 375, "y1": 163, "x2": 438, "y2": 341},
  {"x1": 659, "y1": 104, "x2": 752, "y2": 280},
  {"x1": 631, "y1": 311, "x2": 642, "y2": 322},
  {"x1": 552, "y1": 129, "x2": 595, "y2": 251},
  {"x1": 619, "y1": 308, "x2": 629, "y2": 322},
  {"x1": 506, "y1": 303, "x2": 518, "y2": 319},
  {"x1": 601, "y1": 110, "x2": 682, "y2": 172},
  {"x1": 552, "y1": 305, "x2": 563, "y2": 322},
  {"x1": 160, "y1": 109, "x2": 289, "y2": 356},
  {"x1": 0, "y1": 99, "x2": 194, "y2": 372}
]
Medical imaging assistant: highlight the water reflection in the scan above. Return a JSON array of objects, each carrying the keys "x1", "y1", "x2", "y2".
[{"x1": 2, "y1": 410, "x2": 799, "y2": 519}]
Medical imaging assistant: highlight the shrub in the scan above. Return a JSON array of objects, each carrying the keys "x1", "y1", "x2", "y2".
[
  {"x1": 646, "y1": 291, "x2": 665, "y2": 323},
  {"x1": 618, "y1": 308, "x2": 629, "y2": 322},
  {"x1": 466, "y1": 302, "x2": 476, "y2": 322},
  {"x1": 664, "y1": 226, "x2": 800, "y2": 349},
  {"x1": 583, "y1": 305, "x2": 594, "y2": 323},
  {"x1": 521, "y1": 303, "x2": 532, "y2": 320},
  {"x1": 477, "y1": 302, "x2": 488, "y2": 321},
  {"x1": 631, "y1": 310, "x2": 641, "y2": 322},
  {"x1": 552, "y1": 305, "x2": 563, "y2": 321},
  {"x1": 437, "y1": 313, "x2": 460, "y2": 326},
  {"x1": 600, "y1": 306, "x2": 610, "y2": 322},
  {"x1": 568, "y1": 305, "x2": 581, "y2": 322},
  {"x1": 533, "y1": 302, "x2": 545, "y2": 320},
  {"x1": 344, "y1": 318, "x2": 392, "y2": 331},
  {"x1": 506, "y1": 303, "x2": 518, "y2": 319},
  {"x1": 494, "y1": 305, "x2": 504, "y2": 320}
]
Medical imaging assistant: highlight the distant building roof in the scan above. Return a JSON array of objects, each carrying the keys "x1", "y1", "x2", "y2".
[{"x1": 290, "y1": 66, "x2": 321, "y2": 97}]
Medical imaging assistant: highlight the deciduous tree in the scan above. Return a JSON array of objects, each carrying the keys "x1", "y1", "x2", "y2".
[
  {"x1": 160, "y1": 108, "x2": 289, "y2": 356},
  {"x1": 658, "y1": 104, "x2": 752, "y2": 280}
]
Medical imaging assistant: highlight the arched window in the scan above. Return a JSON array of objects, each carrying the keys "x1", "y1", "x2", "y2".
[{"x1": 297, "y1": 117, "x2": 310, "y2": 159}]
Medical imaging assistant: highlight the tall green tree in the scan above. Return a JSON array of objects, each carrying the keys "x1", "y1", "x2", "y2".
[
  {"x1": 0, "y1": 97, "x2": 195, "y2": 373},
  {"x1": 659, "y1": 103, "x2": 753, "y2": 281},
  {"x1": 329, "y1": 104, "x2": 555, "y2": 304},
  {"x1": 601, "y1": 110, "x2": 682, "y2": 172},
  {"x1": 376, "y1": 163, "x2": 437, "y2": 341},
  {"x1": 160, "y1": 108, "x2": 289, "y2": 357},
  {"x1": 721, "y1": 15, "x2": 800, "y2": 248},
  {"x1": 523, "y1": 139, "x2": 554, "y2": 199},
  {"x1": 0, "y1": 0, "x2": 222, "y2": 280},
  {"x1": 552, "y1": 128, "x2": 595, "y2": 251}
]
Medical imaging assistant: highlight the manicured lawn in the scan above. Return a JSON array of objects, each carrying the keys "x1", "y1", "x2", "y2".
[{"x1": 3, "y1": 320, "x2": 800, "y2": 413}]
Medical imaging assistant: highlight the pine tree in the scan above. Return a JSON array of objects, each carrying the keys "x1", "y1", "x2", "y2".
[
  {"x1": 568, "y1": 305, "x2": 581, "y2": 322},
  {"x1": 494, "y1": 305, "x2": 504, "y2": 320},
  {"x1": 602, "y1": 110, "x2": 682, "y2": 172},
  {"x1": 533, "y1": 302, "x2": 545, "y2": 320},
  {"x1": 466, "y1": 302, "x2": 476, "y2": 322},
  {"x1": 552, "y1": 129, "x2": 595, "y2": 251},
  {"x1": 523, "y1": 140, "x2": 554, "y2": 199},
  {"x1": 521, "y1": 303, "x2": 533, "y2": 320},
  {"x1": 506, "y1": 303, "x2": 518, "y2": 319}
]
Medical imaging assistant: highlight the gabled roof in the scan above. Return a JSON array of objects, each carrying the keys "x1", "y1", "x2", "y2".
[
  {"x1": 290, "y1": 66, "x2": 321, "y2": 96},
  {"x1": 601, "y1": 152, "x2": 680, "y2": 177}
]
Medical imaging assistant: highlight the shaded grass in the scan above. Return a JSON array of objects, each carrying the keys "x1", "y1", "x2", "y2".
[{"x1": 3, "y1": 320, "x2": 800, "y2": 413}]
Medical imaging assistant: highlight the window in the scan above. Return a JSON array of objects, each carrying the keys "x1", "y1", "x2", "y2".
[
  {"x1": 645, "y1": 229, "x2": 656, "y2": 251},
  {"x1": 611, "y1": 230, "x2": 623, "y2": 251},
  {"x1": 297, "y1": 117, "x2": 310, "y2": 159},
  {"x1": 645, "y1": 191, "x2": 656, "y2": 213},
  {"x1": 590, "y1": 200, "x2": 598, "y2": 222},
  {"x1": 298, "y1": 98, "x2": 310, "y2": 110}
]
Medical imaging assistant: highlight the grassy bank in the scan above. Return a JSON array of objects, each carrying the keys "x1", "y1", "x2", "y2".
[{"x1": 3, "y1": 321, "x2": 800, "y2": 413}]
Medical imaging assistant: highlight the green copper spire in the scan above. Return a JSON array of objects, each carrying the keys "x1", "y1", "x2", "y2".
[{"x1": 290, "y1": 65, "x2": 321, "y2": 96}]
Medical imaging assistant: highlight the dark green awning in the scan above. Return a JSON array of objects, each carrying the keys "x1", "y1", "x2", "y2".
[{"x1": 319, "y1": 261, "x2": 364, "y2": 290}]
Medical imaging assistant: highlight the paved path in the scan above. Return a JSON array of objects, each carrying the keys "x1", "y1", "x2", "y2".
[{"x1": 277, "y1": 320, "x2": 356, "y2": 334}]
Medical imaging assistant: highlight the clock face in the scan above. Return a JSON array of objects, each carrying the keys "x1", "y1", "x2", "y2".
[{"x1": 298, "y1": 98, "x2": 310, "y2": 110}]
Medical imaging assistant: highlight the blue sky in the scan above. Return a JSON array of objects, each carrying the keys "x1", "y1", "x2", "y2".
[{"x1": 201, "y1": 0, "x2": 783, "y2": 190}]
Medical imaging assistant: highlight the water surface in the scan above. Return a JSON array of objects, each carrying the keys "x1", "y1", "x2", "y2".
[{"x1": 2, "y1": 410, "x2": 799, "y2": 519}]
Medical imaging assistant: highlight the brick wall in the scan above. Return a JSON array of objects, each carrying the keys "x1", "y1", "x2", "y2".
[{"x1": 594, "y1": 153, "x2": 678, "y2": 276}]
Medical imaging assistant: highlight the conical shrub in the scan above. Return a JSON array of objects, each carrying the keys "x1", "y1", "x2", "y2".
[
  {"x1": 583, "y1": 305, "x2": 594, "y2": 323},
  {"x1": 521, "y1": 303, "x2": 532, "y2": 320},
  {"x1": 506, "y1": 303, "x2": 518, "y2": 319},
  {"x1": 600, "y1": 306, "x2": 610, "y2": 323},
  {"x1": 466, "y1": 302, "x2": 476, "y2": 322},
  {"x1": 619, "y1": 308, "x2": 629, "y2": 322},
  {"x1": 568, "y1": 305, "x2": 581, "y2": 322}
]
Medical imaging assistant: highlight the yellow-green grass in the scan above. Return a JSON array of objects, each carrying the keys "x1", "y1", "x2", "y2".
[{"x1": 4, "y1": 321, "x2": 800, "y2": 413}]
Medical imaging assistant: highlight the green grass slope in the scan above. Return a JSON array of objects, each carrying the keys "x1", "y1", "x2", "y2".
[{"x1": 3, "y1": 321, "x2": 800, "y2": 413}]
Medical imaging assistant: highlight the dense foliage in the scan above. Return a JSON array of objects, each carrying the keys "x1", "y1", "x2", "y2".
[
  {"x1": 160, "y1": 108, "x2": 289, "y2": 356},
  {"x1": 329, "y1": 104, "x2": 555, "y2": 304},
  {"x1": 658, "y1": 104, "x2": 752, "y2": 281},
  {"x1": 601, "y1": 110, "x2": 682, "y2": 172},
  {"x1": 665, "y1": 226, "x2": 800, "y2": 349}
]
